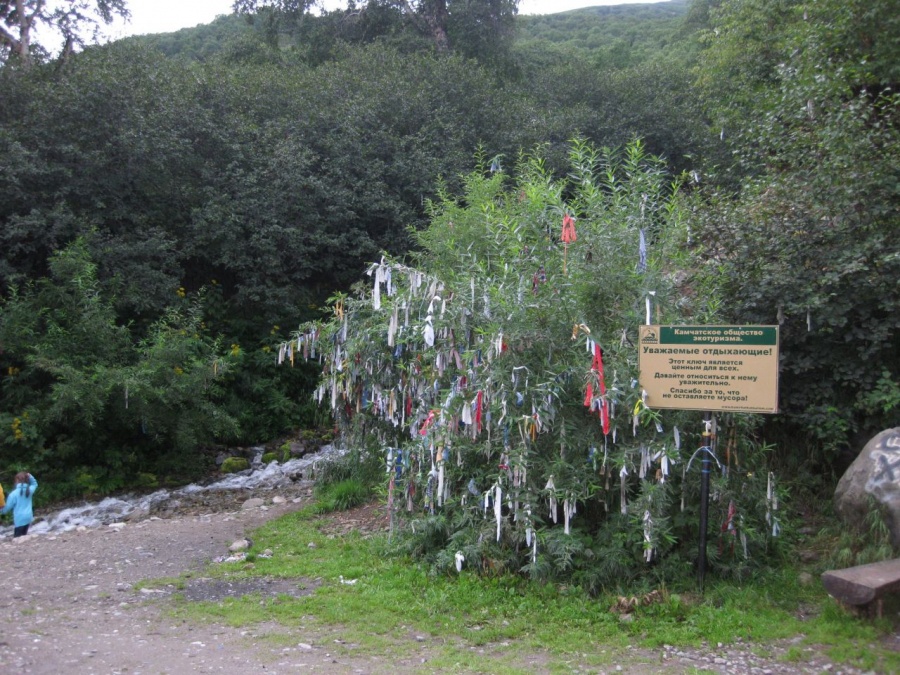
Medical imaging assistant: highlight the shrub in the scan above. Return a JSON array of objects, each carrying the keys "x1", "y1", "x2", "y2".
[
  {"x1": 0, "y1": 241, "x2": 240, "y2": 486},
  {"x1": 285, "y1": 141, "x2": 781, "y2": 588},
  {"x1": 315, "y1": 450, "x2": 383, "y2": 489},
  {"x1": 314, "y1": 479, "x2": 371, "y2": 513},
  {"x1": 135, "y1": 472, "x2": 159, "y2": 489}
]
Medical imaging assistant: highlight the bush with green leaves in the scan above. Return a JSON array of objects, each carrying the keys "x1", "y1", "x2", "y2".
[
  {"x1": 0, "y1": 241, "x2": 239, "y2": 497},
  {"x1": 692, "y1": 0, "x2": 900, "y2": 468},
  {"x1": 286, "y1": 140, "x2": 784, "y2": 589}
]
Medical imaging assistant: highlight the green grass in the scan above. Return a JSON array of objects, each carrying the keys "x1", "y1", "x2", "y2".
[
  {"x1": 312, "y1": 478, "x2": 371, "y2": 513},
  {"x1": 169, "y1": 505, "x2": 900, "y2": 673}
]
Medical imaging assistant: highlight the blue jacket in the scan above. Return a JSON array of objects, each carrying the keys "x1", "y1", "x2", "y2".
[{"x1": 1, "y1": 475, "x2": 38, "y2": 527}]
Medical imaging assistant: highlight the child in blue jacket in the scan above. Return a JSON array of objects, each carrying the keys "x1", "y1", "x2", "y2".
[{"x1": 1, "y1": 472, "x2": 38, "y2": 537}]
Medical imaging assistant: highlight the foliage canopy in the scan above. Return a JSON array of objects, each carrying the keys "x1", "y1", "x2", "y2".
[{"x1": 692, "y1": 0, "x2": 900, "y2": 467}]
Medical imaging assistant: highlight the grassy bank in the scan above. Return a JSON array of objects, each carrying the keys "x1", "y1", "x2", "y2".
[{"x1": 169, "y1": 502, "x2": 900, "y2": 673}]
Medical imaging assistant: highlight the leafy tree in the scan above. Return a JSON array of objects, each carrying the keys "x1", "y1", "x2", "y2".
[
  {"x1": 443, "y1": 0, "x2": 517, "y2": 63},
  {"x1": 512, "y1": 49, "x2": 708, "y2": 175},
  {"x1": 693, "y1": 0, "x2": 803, "y2": 157},
  {"x1": 0, "y1": 241, "x2": 238, "y2": 496},
  {"x1": 0, "y1": 0, "x2": 129, "y2": 65},
  {"x1": 1, "y1": 40, "x2": 528, "y2": 322},
  {"x1": 1, "y1": 40, "x2": 538, "y2": 459},
  {"x1": 128, "y1": 14, "x2": 263, "y2": 63},
  {"x1": 286, "y1": 141, "x2": 780, "y2": 587},
  {"x1": 692, "y1": 0, "x2": 900, "y2": 467},
  {"x1": 0, "y1": 43, "x2": 218, "y2": 316}
]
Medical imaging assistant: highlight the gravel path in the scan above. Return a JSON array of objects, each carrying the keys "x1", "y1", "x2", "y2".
[
  {"x1": 0, "y1": 486, "x2": 355, "y2": 674},
  {"x1": 0, "y1": 487, "x2": 884, "y2": 674}
]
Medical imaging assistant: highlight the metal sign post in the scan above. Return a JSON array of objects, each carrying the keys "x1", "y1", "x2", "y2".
[{"x1": 697, "y1": 412, "x2": 713, "y2": 592}]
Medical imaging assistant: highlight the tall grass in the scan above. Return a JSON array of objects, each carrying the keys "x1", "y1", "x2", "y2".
[{"x1": 313, "y1": 478, "x2": 371, "y2": 513}]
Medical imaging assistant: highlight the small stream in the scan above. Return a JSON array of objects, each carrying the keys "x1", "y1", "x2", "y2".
[{"x1": 3, "y1": 444, "x2": 344, "y2": 538}]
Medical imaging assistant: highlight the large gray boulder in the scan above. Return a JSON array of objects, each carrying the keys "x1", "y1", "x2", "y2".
[{"x1": 834, "y1": 427, "x2": 900, "y2": 547}]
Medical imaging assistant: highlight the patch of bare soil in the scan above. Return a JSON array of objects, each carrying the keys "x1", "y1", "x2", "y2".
[
  {"x1": 0, "y1": 491, "x2": 886, "y2": 674},
  {"x1": 179, "y1": 577, "x2": 319, "y2": 603},
  {"x1": 317, "y1": 501, "x2": 390, "y2": 538}
]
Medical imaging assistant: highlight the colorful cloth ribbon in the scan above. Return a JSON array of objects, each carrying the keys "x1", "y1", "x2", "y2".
[{"x1": 561, "y1": 213, "x2": 577, "y2": 273}]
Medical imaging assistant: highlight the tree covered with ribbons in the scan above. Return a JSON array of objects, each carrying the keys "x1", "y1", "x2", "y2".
[{"x1": 284, "y1": 139, "x2": 783, "y2": 589}]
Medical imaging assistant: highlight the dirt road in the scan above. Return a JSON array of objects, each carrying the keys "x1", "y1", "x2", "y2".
[{"x1": 0, "y1": 487, "x2": 366, "y2": 674}]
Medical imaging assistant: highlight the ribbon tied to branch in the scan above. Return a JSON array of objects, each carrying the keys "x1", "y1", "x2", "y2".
[{"x1": 561, "y1": 212, "x2": 577, "y2": 274}]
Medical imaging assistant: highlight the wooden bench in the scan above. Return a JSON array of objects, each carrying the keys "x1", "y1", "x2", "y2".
[{"x1": 821, "y1": 558, "x2": 900, "y2": 617}]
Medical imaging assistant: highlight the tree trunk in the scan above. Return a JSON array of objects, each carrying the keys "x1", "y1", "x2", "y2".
[
  {"x1": 398, "y1": 0, "x2": 451, "y2": 53},
  {"x1": 422, "y1": 0, "x2": 450, "y2": 53},
  {"x1": 0, "y1": 0, "x2": 39, "y2": 65}
]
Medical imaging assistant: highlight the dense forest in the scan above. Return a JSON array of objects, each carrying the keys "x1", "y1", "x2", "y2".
[{"x1": 0, "y1": 0, "x2": 897, "y2": 580}]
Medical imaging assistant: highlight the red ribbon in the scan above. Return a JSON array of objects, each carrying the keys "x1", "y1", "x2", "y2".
[
  {"x1": 419, "y1": 410, "x2": 436, "y2": 436},
  {"x1": 591, "y1": 344, "x2": 610, "y2": 435},
  {"x1": 561, "y1": 213, "x2": 577, "y2": 243}
]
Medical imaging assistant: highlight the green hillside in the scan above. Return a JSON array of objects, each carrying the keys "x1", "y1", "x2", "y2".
[
  {"x1": 127, "y1": 1, "x2": 695, "y2": 68},
  {"x1": 127, "y1": 14, "x2": 254, "y2": 61},
  {"x1": 517, "y1": 0, "x2": 692, "y2": 67}
]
